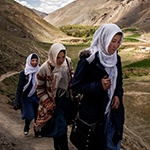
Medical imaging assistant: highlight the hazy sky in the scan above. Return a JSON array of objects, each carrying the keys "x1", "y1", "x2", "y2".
[{"x1": 15, "y1": 0, "x2": 75, "y2": 14}]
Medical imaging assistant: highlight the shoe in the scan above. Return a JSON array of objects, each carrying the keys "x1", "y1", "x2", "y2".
[
  {"x1": 24, "y1": 125, "x2": 29, "y2": 135},
  {"x1": 23, "y1": 131, "x2": 29, "y2": 135},
  {"x1": 34, "y1": 131, "x2": 42, "y2": 138}
]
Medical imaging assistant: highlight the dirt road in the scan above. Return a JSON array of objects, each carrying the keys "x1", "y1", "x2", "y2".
[
  {"x1": 0, "y1": 72, "x2": 77, "y2": 150},
  {"x1": 0, "y1": 94, "x2": 77, "y2": 150}
]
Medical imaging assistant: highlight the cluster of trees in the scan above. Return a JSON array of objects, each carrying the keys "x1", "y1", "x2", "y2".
[{"x1": 59, "y1": 25, "x2": 98, "y2": 38}]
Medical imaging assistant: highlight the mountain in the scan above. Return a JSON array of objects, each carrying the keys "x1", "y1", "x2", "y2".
[
  {"x1": 0, "y1": 0, "x2": 67, "y2": 76},
  {"x1": 44, "y1": 0, "x2": 150, "y2": 32},
  {"x1": 0, "y1": 0, "x2": 66, "y2": 42},
  {"x1": 33, "y1": 9, "x2": 48, "y2": 18}
]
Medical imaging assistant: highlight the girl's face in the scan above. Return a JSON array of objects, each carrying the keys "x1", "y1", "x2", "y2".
[
  {"x1": 108, "y1": 34, "x2": 122, "y2": 55},
  {"x1": 57, "y1": 51, "x2": 65, "y2": 66},
  {"x1": 30, "y1": 58, "x2": 38, "y2": 67}
]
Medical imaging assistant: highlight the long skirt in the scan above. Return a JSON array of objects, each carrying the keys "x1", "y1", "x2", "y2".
[{"x1": 21, "y1": 93, "x2": 39, "y2": 120}]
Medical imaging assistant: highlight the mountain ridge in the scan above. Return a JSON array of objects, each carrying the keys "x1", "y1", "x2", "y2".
[{"x1": 44, "y1": 0, "x2": 150, "y2": 32}]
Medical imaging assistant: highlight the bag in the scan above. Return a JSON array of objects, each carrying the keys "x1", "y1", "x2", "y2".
[{"x1": 70, "y1": 114, "x2": 99, "y2": 150}]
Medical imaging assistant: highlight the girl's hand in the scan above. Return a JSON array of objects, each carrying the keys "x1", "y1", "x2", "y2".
[
  {"x1": 111, "y1": 96, "x2": 120, "y2": 109},
  {"x1": 102, "y1": 76, "x2": 111, "y2": 91}
]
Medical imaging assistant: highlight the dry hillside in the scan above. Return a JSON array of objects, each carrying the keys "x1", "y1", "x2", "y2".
[
  {"x1": 45, "y1": 0, "x2": 150, "y2": 32},
  {"x1": 0, "y1": 0, "x2": 68, "y2": 76},
  {"x1": 0, "y1": 0, "x2": 66, "y2": 42}
]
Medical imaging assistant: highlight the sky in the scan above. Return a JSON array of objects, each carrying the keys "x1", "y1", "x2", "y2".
[{"x1": 14, "y1": 0, "x2": 75, "y2": 14}]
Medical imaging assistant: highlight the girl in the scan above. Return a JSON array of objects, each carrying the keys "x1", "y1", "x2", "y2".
[
  {"x1": 71, "y1": 24, "x2": 125, "y2": 150},
  {"x1": 14, "y1": 53, "x2": 40, "y2": 135},
  {"x1": 34, "y1": 43, "x2": 74, "y2": 150}
]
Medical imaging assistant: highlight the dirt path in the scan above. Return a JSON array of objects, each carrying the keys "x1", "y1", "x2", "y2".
[
  {"x1": 124, "y1": 91, "x2": 150, "y2": 95},
  {"x1": 0, "y1": 72, "x2": 77, "y2": 150},
  {"x1": 0, "y1": 97, "x2": 75, "y2": 150},
  {"x1": 0, "y1": 71, "x2": 19, "y2": 82},
  {"x1": 122, "y1": 42, "x2": 150, "y2": 46},
  {"x1": 0, "y1": 96, "x2": 77, "y2": 150}
]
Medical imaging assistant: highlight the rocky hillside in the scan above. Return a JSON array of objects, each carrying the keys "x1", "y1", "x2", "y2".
[
  {"x1": 0, "y1": 0, "x2": 67, "y2": 76},
  {"x1": 45, "y1": 0, "x2": 150, "y2": 32}
]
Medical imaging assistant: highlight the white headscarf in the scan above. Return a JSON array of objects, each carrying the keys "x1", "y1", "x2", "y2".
[
  {"x1": 48, "y1": 43, "x2": 69, "y2": 97},
  {"x1": 86, "y1": 23, "x2": 123, "y2": 114},
  {"x1": 49, "y1": 42, "x2": 66, "y2": 68},
  {"x1": 23, "y1": 53, "x2": 40, "y2": 97}
]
